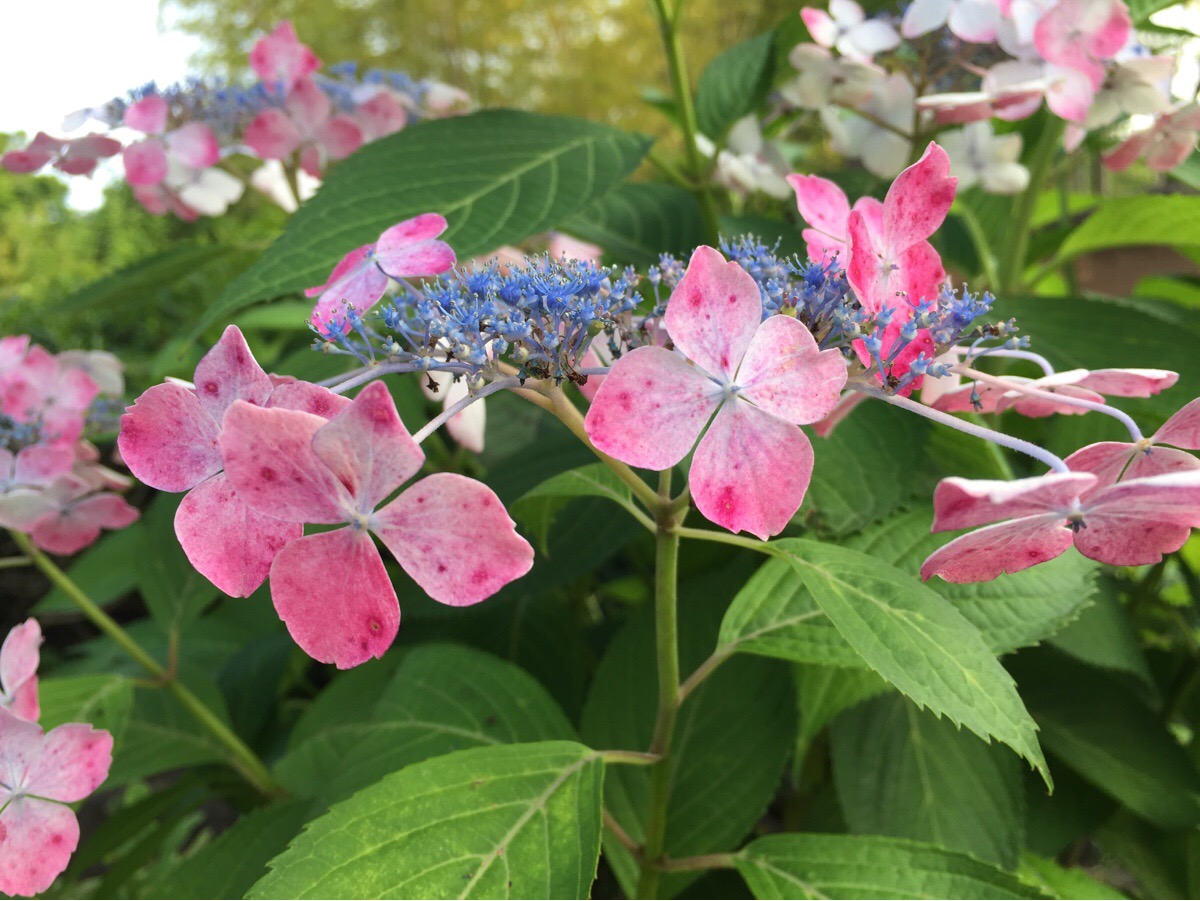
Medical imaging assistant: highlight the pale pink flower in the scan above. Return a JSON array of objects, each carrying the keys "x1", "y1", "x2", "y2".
[
  {"x1": 243, "y1": 78, "x2": 364, "y2": 177},
  {"x1": 22, "y1": 474, "x2": 138, "y2": 556},
  {"x1": 584, "y1": 246, "x2": 847, "y2": 539},
  {"x1": 781, "y1": 45, "x2": 882, "y2": 111},
  {"x1": 902, "y1": 0, "x2": 1001, "y2": 42},
  {"x1": 352, "y1": 90, "x2": 409, "y2": 142},
  {"x1": 932, "y1": 367, "x2": 1179, "y2": 416},
  {"x1": 219, "y1": 381, "x2": 534, "y2": 668},
  {"x1": 922, "y1": 468, "x2": 1200, "y2": 582},
  {"x1": 1033, "y1": 0, "x2": 1132, "y2": 90},
  {"x1": 249, "y1": 21, "x2": 321, "y2": 92},
  {"x1": 0, "y1": 621, "x2": 41, "y2": 723},
  {"x1": 0, "y1": 709, "x2": 112, "y2": 897},
  {"x1": 0, "y1": 346, "x2": 99, "y2": 447},
  {"x1": 0, "y1": 132, "x2": 121, "y2": 177},
  {"x1": 1085, "y1": 55, "x2": 1173, "y2": 130},
  {"x1": 1103, "y1": 103, "x2": 1200, "y2": 172},
  {"x1": 307, "y1": 214, "x2": 456, "y2": 332},
  {"x1": 121, "y1": 95, "x2": 220, "y2": 187},
  {"x1": 118, "y1": 326, "x2": 350, "y2": 597},
  {"x1": 1060, "y1": 397, "x2": 1200, "y2": 488},
  {"x1": 801, "y1": 0, "x2": 901, "y2": 63},
  {"x1": 938, "y1": 122, "x2": 1029, "y2": 193},
  {"x1": 787, "y1": 172, "x2": 883, "y2": 261}
]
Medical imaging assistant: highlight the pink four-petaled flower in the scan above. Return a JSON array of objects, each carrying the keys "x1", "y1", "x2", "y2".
[
  {"x1": 0, "y1": 621, "x2": 41, "y2": 723},
  {"x1": 243, "y1": 78, "x2": 364, "y2": 177},
  {"x1": 249, "y1": 21, "x2": 322, "y2": 92},
  {"x1": 584, "y1": 246, "x2": 848, "y2": 539},
  {"x1": 219, "y1": 380, "x2": 534, "y2": 669}
]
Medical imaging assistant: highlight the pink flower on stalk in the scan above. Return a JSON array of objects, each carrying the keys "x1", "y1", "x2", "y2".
[
  {"x1": 219, "y1": 380, "x2": 534, "y2": 669},
  {"x1": 921, "y1": 469, "x2": 1200, "y2": 582},
  {"x1": 0, "y1": 346, "x2": 99, "y2": 446},
  {"x1": 983, "y1": 60, "x2": 1096, "y2": 124},
  {"x1": 0, "y1": 620, "x2": 41, "y2": 723},
  {"x1": 20, "y1": 474, "x2": 138, "y2": 556},
  {"x1": 584, "y1": 246, "x2": 847, "y2": 539},
  {"x1": 1, "y1": 132, "x2": 121, "y2": 177},
  {"x1": 801, "y1": 0, "x2": 901, "y2": 63},
  {"x1": 249, "y1": 21, "x2": 321, "y2": 92},
  {"x1": 118, "y1": 326, "x2": 350, "y2": 597},
  {"x1": 0, "y1": 709, "x2": 112, "y2": 898},
  {"x1": 243, "y1": 78, "x2": 364, "y2": 177},
  {"x1": 307, "y1": 214, "x2": 456, "y2": 332},
  {"x1": 1103, "y1": 104, "x2": 1200, "y2": 172},
  {"x1": 121, "y1": 95, "x2": 220, "y2": 187},
  {"x1": 1033, "y1": 0, "x2": 1131, "y2": 91},
  {"x1": 1060, "y1": 397, "x2": 1200, "y2": 488},
  {"x1": 353, "y1": 91, "x2": 409, "y2": 142},
  {"x1": 932, "y1": 368, "x2": 1179, "y2": 416},
  {"x1": 787, "y1": 173, "x2": 883, "y2": 261},
  {"x1": 0, "y1": 446, "x2": 76, "y2": 531},
  {"x1": 846, "y1": 142, "x2": 956, "y2": 315}
]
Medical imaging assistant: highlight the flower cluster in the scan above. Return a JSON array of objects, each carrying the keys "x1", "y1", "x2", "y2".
[
  {"x1": 1, "y1": 21, "x2": 471, "y2": 220},
  {"x1": 776, "y1": 0, "x2": 1196, "y2": 190},
  {"x1": 0, "y1": 620, "x2": 114, "y2": 898},
  {"x1": 118, "y1": 326, "x2": 533, "y2": 669},
  {"x1": 0, "y1": 337, "x2": 137, "y2": 555}
]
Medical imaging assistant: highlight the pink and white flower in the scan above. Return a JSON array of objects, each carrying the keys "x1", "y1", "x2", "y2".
[
  {"x1": 1, "y1": 133, "x2": 121, "y2": 177},
  {"x1": 801, "y1": 0, "x2": 901, "y2": 63},
  {"x1": 902, "y1": 0, "x2": 1002, "y2": 42},
  {"x1": 938, "y1": 122, "x2": 1029, "y2": 193},
  {"x1": 1032, "y1": 0, "x2": 1132, "y2": 91},
  {"x1": 584, "y1": 246, "x2": 847, "y2": 538},
  {"x1": 781, "y1": 45, "x2": 883, "y2": 111},
  {"x1": 249, "y1": 21, "x2": 321, "y2": 92},
  {"x1": 0, "y1": 621, "x2": 41, "y2": 723},
  {"x1": 1103, "y1": 103, "x2": 1200, "y2": 172},
  {"x1": 244, "y1": 77, "x2": 364, "y2": 178}
]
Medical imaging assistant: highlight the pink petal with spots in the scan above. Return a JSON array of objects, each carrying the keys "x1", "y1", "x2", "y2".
[
  {"x1": 584, "y1": 345, "x2": 718, "y2": 470},
  {"x1": 0, "y1": 797, "x2": 80, "y2": 897},
  {"x1": 374, "y1": 473, "x2": 534, "y2": 605},
  {"x1": 269, "y1": 528, "x2": 398, "y2": 669},
  {"x1": 931, "y1": 472, "x2": 1097, "y2": 531},
  {"x1": 736, "y1": 315, "x2": 847, "y2": 424},
  {"x1": 118, "y1": 382, "x2": 220, "y2": 492},
  {"x1": 894, "y1": 241, "x2": 946, "y2": 308},
  {"x1": 122, "y1": 139, "x2": 168, "y2": 186},
  {"x1": 312, "y1": 381, "x2": 424, "y2": 510},
  {"x1": 305, "y1": 245, "x2": 372, "y2": 298},
  {"x1": 266, "y1": 379, "x2": 353, "y2": 419},
  {"x1": 124, "y1": 95, "x2": 168, "y2": 134},
  {"x1": 998, "y1": 383, "x2": 1106, "y2": 417},
  {"x1": 176, "y1": 473, "x2": 301, "y2": 598},
  {"x1": 244, "y1": 109, "x2": 303, "y2": 160},
  {"x1": 220, "y1": 402, "x2": 351, "y2": 524},
  {"x1": 286, "y1": 78, "x2": 332, "y2": 134},
  {"x1": 249, "y1": 21, "x2": 321, "y2": 90},
  {"x1": 1, "y1": 148, "x2": 53, "y2": 174},
  {"x1": 1067, "y1": 441, "x2": 1199, "y2": 493},
  {"x1": 846, "y1": 209, "x2": 883, "y2": 312},
  {"x1": 375, "y1": 217, "x2": 457, "y2": 277},
  {"x1": 690, "y1": 400, "x2": 814, "y2": 539},
  {"x1": 31, "y1": 495, "x2": 138, "y2": 556},
  {"x1": 13, "y1": 446, "x2": 73, "y2": 486},
  {"x1": 309, "y1": 259, "x2": 390, "y2": 330},
  {"x1": 1076, "y1": 471, "x2": 1200, "y2": 566},
  {"x1": 25, "y1": 722, "x2": 113, "y2": 802},
  {"x1": 7, "y1": 679, "x2": 38, "y2": 724},
  {"x1": 1075, "y1": 368, "x2": 1178, "y2": 397},
  {"x1": 1155, "y1": 398, "x2": 1200, "y2": 449},
  {"x1": 193, "y1": 325, "x2": 273, "y2": 423},
  {"x1": 664, "y1": 245, "x2": 762, "y2": 379},
  {"x1": 356, "y1": 92, "x2": 408, "y2": 140},
  {"x1": 167, "y1": 123, "x2": 220, "y2": 169},
  {"x1": 883, "y1": 143, "x2": 957, "y2": 251},
  {"x1": 319, "y1": 116, "x2": 364, "y2": 160},
  {"x1": 788, "y1": 174, "x2": 850, "y2": 254},
  {"x1": 0, "y1": 620, "x2": 40, "y2": 711},
  {"x1": 921, "y1": 515, "x2": 1074, "y2": 582}
]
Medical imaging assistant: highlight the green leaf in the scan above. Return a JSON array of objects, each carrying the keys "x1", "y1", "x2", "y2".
[
  {"x1": 37, "y1": 674, "x2": 134, "y2": 740},
  {"x1": 1055, "y1": 196, "x2": 1200, "y2": 263},
  {"x1": 562, "y1": 182, "x2": 705, "y2": 266},
  {"x1": 830, "y1": 694, "x2": 1024, "y2": 868},
  {"x1": 1128, "y1": 0, "x2": 1180, "y2": 23},
  {"x1": 136, "y1": 493, "x2": 220, "y2": 628},
  {"x1": 774, "y1": 538, "x2": 1050, "y2": 786},
  {"x1": 34, "y1": 524, "x2": 142, "y2": 614},
  {"x1": 1013, "y1": 650, "x2": 1200, "y2": 829},
  {"x1": 1017, "y1": 853, "x2": 1124, "y2": 900},
  {"x1": 276, "y1": 643, "x2": 576, "y2": 805},
  {"x1": 805, "y1": 401, "x2": 931, "y2": 535},
  {"x1": 735, "y1": 833, "x2": 1042, "y2": 900},
  {"x1": 251, "y1": 741, "x2": 604, "y2": 900},
  {"x1": 794, "y1": 664, "x2": 889, "y2": 743},
  {"x1": 149, "y1": 800, "x2": 312, "y2": 900},
  {"x1": 1046, "y1": 585, "x2": 1152, "y2": 689},
  {"x1": 695, "y1": 30, "x2": 776, "y2": 138},
  {"x1": 510, "y1": 463, "x2": 641, "y2": 553},
  {"x1": 582, "y1": 591, "x2": 794, "y2": 898},
  {"x1": 204, "y1": 111, "x2": 651, "y2": 334}
]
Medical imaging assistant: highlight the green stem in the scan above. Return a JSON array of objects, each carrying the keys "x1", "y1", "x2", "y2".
[
  {"x1": 0, "y1": 556, "x2": 31, "y2": 570},
  {"x1": 657, "y1": 852, "x2": 737, "y2": 873},
  {"x1": 635, "y1": 470, "x2": 683, "y2": 899},
  {"x1": 997, "y1": 115, "x2": 1065, "y2": 294},
  {"x1": 647, "y1": 0, "x2": 721, "y2": 243},
  {"x1": 9, "y1": 530, "x2": 286, "y2": 800}
]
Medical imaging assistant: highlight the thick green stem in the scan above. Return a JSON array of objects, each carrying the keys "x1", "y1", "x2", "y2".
[
  {"x1": 647, "y1": 0, "x2": 721, "y2": 243},
  {"x1": 636, "y1": 470, "x2": 682, "y2": 899},
  {"x1": 10, "y1": 530, "x2": 286, "y2": 800},
  {"x1": 997, "y1": 116, "x2": 1065, "y2": 294}
]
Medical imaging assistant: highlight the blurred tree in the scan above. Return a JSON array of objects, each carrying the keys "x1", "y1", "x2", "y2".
[{"x1": 163, "y1": 0, "x2": 800, "y2": 134}]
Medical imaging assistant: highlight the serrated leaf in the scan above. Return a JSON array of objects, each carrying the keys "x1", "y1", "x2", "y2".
[
  {"x1": 510, "y1": 463, "x2": 641, "y2": 553},
  {"x1": 251, "y1": 741, "x2": 604, "y2": 900},
  {"x1": 695, "y1": 30, "x2": 776, "y2": 139},
  {"x1": 276, "y1": 644, "x2": 576, "y2": 805},
  {"x1": 735, "y1": 833, "x2": 1043, "y2": 900},
  {"x1": 774, "y1": 538, "x2": 1050, "y2": 786},
  {"x1": 202, "y1": 111, "x2": 651, "y2": 335},
  {"x1": 562, "y1": 182, "x2": 705, "y2": 266},
  {"x1": 1017, "y1": 853, "x2": 1125, "y2": 900},
  {"x1": 831, "y1": 694, "x2": 1024, "y2": 868}
]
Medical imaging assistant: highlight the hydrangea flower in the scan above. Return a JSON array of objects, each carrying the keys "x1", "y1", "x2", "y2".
[
  {"x1": 307, "y1": 214, "x2": 457, "y2": 332},
  {"x1": 244, "y1": 77, "x2": 364, "y2": 177},
  {"x1": 822, "y1": 74, "x2": 916, "y2": 177},
  {"x1": 1060, "y1": 397, "x2": 1200, "y2": 487},
  {"x1": 921, "y1": 469, "x2": 1200, "y2": 582},
  {"x1": 0, "y1": 346, "x2": 100, "y2": 447},
  {"x1": 781, "y1": 45, "x2": 882, "y2": 111},
  {"x1": 219, "y1": 380, "x2": 534, "y2": 668},
  {"x1": 787, "y1": 171, "x2": 883, "y2": 261},
  {"x1": 938, "y1": 122, "x2": 1029, "y2": 194},
  {"x1": 0, "y1": 133, "x2": 121, "y2": 177},
  {"x1": 119, "y1": 326, "x2": 350, "y2": 597},
  {"x1": 932, "y1": 367, "x2": 1178, "y2": 415},
  {"x1": 0, "y1": 621, "x2": 40, "y2": 723},
  {"x1": 585, "y1": 246, "x2": 847, "y2": 538},
  {"x1": 1032, "y1": 0, "x2": 1131, "y2": 91},
  {"x1": 249, "y1": 20, "x2": 321, "y2": 91},
  {"x1": 901, "y1": 0, "x2": 1001, "y2": 42},
  {"x1": 1103, "y1": 103, "x2": 1200, "y2": 172},
  {"x1": 0, "y1": 709, "x2": 113, "y2": 897},
  {"x1": 801, "y1": 0, "x2": 901, "y2": 63},
  {"x1": 19, "y1": 474, "x2": 138, "y2": 556}
]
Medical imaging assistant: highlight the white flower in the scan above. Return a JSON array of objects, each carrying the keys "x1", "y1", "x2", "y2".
[
  {"x1": 824, "y1": 74, "x2": 917, "y2": 178},
  {"x1": 697, "y1": 117, "x2": 792, "y2": 199},
  {"x1": 939, "y1": 121, "x2": 1030, "y2": 193},
  {"x1": 902, "y1": 0, "x2": 1001, "y2": 42},
  {"x1": 781, "y1": 44, "x2": 883, "y2": 110},
  {"x1": 801, "y1": 0, "x2": 901, "y2": 63}
]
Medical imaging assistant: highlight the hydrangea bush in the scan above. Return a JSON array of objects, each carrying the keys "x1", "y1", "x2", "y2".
[{"x1": 4, "y1": 2, "x2": 1200, "y2": 898}]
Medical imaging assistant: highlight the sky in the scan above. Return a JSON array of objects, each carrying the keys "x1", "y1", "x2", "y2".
[{"x1": 0, "y1": 0, "x2": 204, "y2": 208}]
